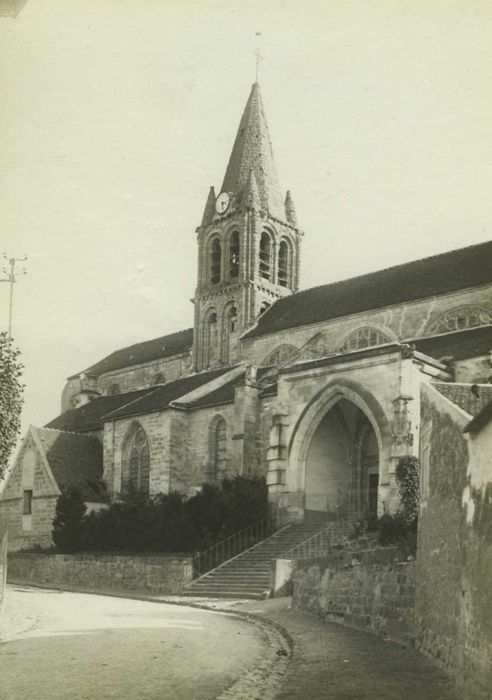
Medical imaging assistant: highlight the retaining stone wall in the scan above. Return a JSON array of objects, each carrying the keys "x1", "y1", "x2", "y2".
[
  {"x1": 7, "y1": 552, "x2": 192, "y2": 595},
  {"x1": 293, "y1": 546, "x2": 416, "y2": 645}
]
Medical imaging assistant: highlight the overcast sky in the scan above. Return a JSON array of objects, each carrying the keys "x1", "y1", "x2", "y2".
[{"x1": 1, "y1": 0, "x2": 491, "y2": 439}]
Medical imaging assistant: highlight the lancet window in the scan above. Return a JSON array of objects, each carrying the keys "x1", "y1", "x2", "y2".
[
  {"x1": 210, "y1": 417, "x2": 227, "y2": 482},
  {"x1": 121, "y1": 423, "x2": 150, "y2": 496}
]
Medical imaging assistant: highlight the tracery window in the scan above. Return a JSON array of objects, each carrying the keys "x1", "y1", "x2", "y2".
[
  {"x1": 153, "y1": 372, "x2": 165, "y2": 385},
  {"x1": 261, "y1": 344, "x2": 298, "y2": 367},
  {"x1": 339, "y1": 328, "x2": 391, "y2": 353},
  {"x1": 210, "y1": 417, "x2": 227, "y2": 482},
  {"x1": 427, "y1": 305, "x2": 492, "y2": 334},
  {"x1": 122, "y1": 423, "x2": 150, "y2": 495},
  {"x1": 278, "y1": 240, "x2": 290, "y2": 287},
  {"x1": 259, "y1": 301, "x2": 271, "y2": 316},
  {"x1": 109, "y1": 383, "x2": 121, "y2": 395},
  {"x1": 210, "y1": 238, "x2": 221, "y2": 284},
  {"x1": 259, "y1": 232, "x2": 272, "y2": 281},
  {"x1": 229, "y1": 231, "x2": 240, "y2": 278}
]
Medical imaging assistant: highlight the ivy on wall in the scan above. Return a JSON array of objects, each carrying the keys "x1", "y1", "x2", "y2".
[{"x1": 396, "y1": 456, "x2": 420, "y2": 524}]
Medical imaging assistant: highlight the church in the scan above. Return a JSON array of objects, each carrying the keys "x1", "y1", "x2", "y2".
[{"x1": 2, "y1": 81, "x2": 492, "y2": 551}]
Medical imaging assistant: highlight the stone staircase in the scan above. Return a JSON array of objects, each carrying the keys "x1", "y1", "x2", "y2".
[{"x1": 183, "y1": 521, "x2": 351, "y2": 600}]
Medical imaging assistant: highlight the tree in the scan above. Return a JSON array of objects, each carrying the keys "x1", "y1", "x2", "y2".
[
  {"x1": 0, "y1": 332, "x2": 24, "y2": 480},
  {"x1": 52, "y1": 489, "x2": 87, "y2": 553}
]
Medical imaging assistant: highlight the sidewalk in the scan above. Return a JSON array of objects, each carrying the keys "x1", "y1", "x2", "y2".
[{"x1": 158, "y1": 595, "x2": 459, "y2": 700}]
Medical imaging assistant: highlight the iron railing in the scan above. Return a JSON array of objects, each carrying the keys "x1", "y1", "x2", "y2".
[
  {"x1": 191, "y1": 518, "x2": 273, "y2": 579},
  {"x1": 281, "y1": 521, "x2": 353, "y2": 561}
]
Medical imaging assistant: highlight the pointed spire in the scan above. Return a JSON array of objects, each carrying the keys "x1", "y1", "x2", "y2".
[
  {"x1": 201, "y1": 186, "x2": 216, "y2": 226},
  {"x1": 284, "y1": 190, "x2": 297, "y2": 226},
  {"x1": 243, "y1": 169, "x2": 260, "y2": 210},
  {"x1": 221, "y1": 83, "x2": 284, "y2": 219}
]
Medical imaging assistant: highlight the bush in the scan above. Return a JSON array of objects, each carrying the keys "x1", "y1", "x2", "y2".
[
  {"x1": 51, "y1": 474, "x2": 269, "y2": 554},
  {"x1": 81, "y1": 491, "x2": 195, "y2": 553},
  {"x1": 52, "y1": 489, "x2": 87, "y2": 553},
  {"x1": 377, "y1": 512, "x2": 417, "y2": 556},
  {"x1": 185, "y1": 475, "x2": 268, "y2": 546}
]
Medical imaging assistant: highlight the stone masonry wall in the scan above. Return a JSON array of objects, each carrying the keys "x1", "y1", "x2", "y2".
[
  {"x1": 104, "y1": 411, "x2": 172, "y2": 496},
  {"x1": 0, "y1": 432, "x2": 59, "y2": 551},
  {"x1": 241, "y1": 285, "x2": 492, "y2": 372},
  {"x1": 61, "y1": 352, "x2": 193, "y2": 412},
  {"x1": 8, "y1": 552, "x2": 193, "y2": 595},
  {"x1": 416, "y1": 384, "x2": 492, "y2": 700},
  {"x1": 293, "y1": 546, "x2": 416, "y2": 645}
]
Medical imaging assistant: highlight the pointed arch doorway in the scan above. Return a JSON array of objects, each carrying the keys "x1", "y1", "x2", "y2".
[{"x1": 304, "y1": 398, "x2": 380, "y2": 523}]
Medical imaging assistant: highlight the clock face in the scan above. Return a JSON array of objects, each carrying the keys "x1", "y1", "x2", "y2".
[{"x1": 216, "y1": 192, "x2": 230, "y2": 214}]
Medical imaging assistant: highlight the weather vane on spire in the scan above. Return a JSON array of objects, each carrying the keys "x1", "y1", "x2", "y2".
[{"x1": 254, "y1": 32, "x2": 262, "y2": 82}]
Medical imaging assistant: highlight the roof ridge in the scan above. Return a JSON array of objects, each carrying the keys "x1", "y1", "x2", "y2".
[
  {"x1": 291, "y1": 240, "x2": 492, "y2": 298},
  {"x1": 432, "y1": 381, "x2": 492, "y2": 387},
  {"x1": 35, "y1": 426, "x2": 101, "y2": 439}
]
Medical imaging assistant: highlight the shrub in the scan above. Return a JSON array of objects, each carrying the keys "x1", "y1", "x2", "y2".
[
  {"x1": 81, "y1": 491, "x2": 195, "y2": 553},
  {"x1": 185, "y1": 475, "x2": 268, "y2": 546},
  {"x1": 377, "y1": 512, "x2": 417, "y2": 556},
  {"x1": 52, "y1": 489, "x2": 87, "y2": 553},
  {"x1": 52, "y1": 474, "x2": 268, "y2": 554}
]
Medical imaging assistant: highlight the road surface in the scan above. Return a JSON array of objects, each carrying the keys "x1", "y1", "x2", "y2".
[{"x1": 0, "y1": 585, "x2": 273, "y2": 700}]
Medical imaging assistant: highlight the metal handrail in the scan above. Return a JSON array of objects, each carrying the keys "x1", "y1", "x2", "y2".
[
  {"x1": 191, "y1": 518, "x2": 272, "y2": 579},
  {"x1": 281, "y1": 521, "x2": 352, "y2": 561}
]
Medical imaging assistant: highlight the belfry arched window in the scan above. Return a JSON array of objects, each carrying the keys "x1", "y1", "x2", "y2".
[
  {"x1": 121, "y1": 423, "x2": 150, "y2": 496},
  {"x1": 224, "y1": 304, "x2": 238, "y2": 363},
  {"x1": 259, "y1": 232, "x2": 272, "y2": 281},
  {"x1": 203, "y1": 311, "x2": 218, "y2": 368},
  {"x1": 210, "y1": 238, "x2": 221, "y2": 284},
  {"x1": 278, "y1": 240, "x2": 290, "y2": 287},
  {"x1": 229, "y1": 231, "x2": 240, "y2": 279},
  {"x1": 210, "y1": 417, "x2": 227, "y2": 482}
]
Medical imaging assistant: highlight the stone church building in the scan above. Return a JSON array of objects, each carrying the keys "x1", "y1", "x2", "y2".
[{"x1": 2, "y1": 82, "x2": 492, "y2": 550}]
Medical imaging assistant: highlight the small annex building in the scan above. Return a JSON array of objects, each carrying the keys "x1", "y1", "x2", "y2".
[
  {"x1": 1, "y1": 426, "x2": 107, "y2": 550},
  {"x1": 1, "y1": 81, "x2": 492, "y2": 550}
]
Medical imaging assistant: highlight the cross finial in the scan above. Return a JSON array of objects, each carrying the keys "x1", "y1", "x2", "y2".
[{"x1": 254, "y1": 32, "x2": 262, "y2": 82}]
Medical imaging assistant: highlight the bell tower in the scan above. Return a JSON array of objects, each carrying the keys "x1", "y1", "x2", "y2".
[{"x1": 193, "y1": 82, "x2": 302, "y2": 371}]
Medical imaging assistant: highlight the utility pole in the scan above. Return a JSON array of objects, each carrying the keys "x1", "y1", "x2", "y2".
[{"x1": 0, "y1": 254, "x2": 28, "y2": 338}]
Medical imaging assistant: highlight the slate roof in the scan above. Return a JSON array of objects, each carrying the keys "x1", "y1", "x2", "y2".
[
  {"x1": 244, "y1": 240, "x2": 492, "y2": 338},
  {"x1": 103, "y1": 368, "x2": 231, "y2": 420},
  {"x1": 71, "y1": 328, "x2": 193, "y2": 379},
  {"x1": 46, "y1": 387, "x2": 157, "y2": 432},
  {"x1": 412, "y1": 326, "x2": 492, "y2": 361},
  {"x1": 433, "y1": 383, "x2": 492, "y2": 417},
  {"x1": 463, "y1": 400, "x2": 492, "y2": 434},
  {"x1": 35, "y1": 427, "x2": 107, "y2": 502},
  {"x1": 178, "y1": 367, "x2": 275, "y2": 409}
]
